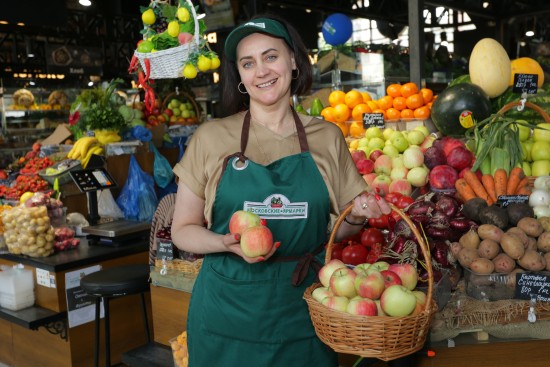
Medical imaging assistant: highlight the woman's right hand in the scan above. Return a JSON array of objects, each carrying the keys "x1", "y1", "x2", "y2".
[{"x1": 223, "y1": 233, "x2": 278, "y2": 264}]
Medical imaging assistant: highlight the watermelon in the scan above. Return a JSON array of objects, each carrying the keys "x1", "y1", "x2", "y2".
[{"x1": 431, "y1": 83, "x2": 492, "y2": 137}]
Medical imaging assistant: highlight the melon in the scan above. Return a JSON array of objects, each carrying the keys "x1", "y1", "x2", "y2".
[
  {"x1": 509, "y1": 57, "x2": 545, "y2": 87},
  {"x1": 469, "y1": 38, "x2": 511, "y2": 98}
]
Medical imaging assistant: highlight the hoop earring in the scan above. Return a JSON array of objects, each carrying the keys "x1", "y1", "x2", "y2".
[
  {"x1": 292, "y1": 68, "x2": 300, "y2": 80},
  {"x1": 238, "y1": 82, "x2": 248, "y2": 94}
]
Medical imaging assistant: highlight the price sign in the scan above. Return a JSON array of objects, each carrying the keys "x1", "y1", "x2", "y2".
[
  {"x1": 362, "y1": 113, "x2": 385, "y2": 128},
  {"x1": 497, "y1": 195, "x2": 529, "y2": 207},
  {"x1": 515, "y1": 272, "x2": 550, "y2": 302},
  {"x1": 512, "y1": 73, "x2": 538, "y2": 95}
]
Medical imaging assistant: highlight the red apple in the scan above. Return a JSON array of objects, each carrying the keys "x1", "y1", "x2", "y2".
[
  {"x1": 229, "y1": 210, "x2": 262, "y2": 235},
  {"x1": 321, "y1": 296, "x2": 350, "y2": 312},
  {"x1": 428, "y1": 165, "x2": 458, "y2": 190},
  {"x1": 239, "y1": 226, "x2": 274, "y2": 258},
  {"x1": 311, "y1": 286, "x2": 334, "y2": 303},
  {"x1": 318, "y1": 259, "x2": 347, "y2": 287},
  {"x1": 380, "y1": 285, "x2": 417, "y2": 317},
  {"x1": 380, "y1": 269, "x2": 403, "y2": 288},
  {"x1": 410, "y1": 290, "x2": 428, "y2": 316},
  {"x1": 354, "y1": 270, "x2": 385, "y2": 300},
  {"x1": 346, "y1": 296, "x2": 378, "y2": 316},
  {"x1": 329, "y1": 267, "x2": 358, "y2": 298},
  {"x1": 388, "y1": 263, "x2": 418, "y2": 290}
]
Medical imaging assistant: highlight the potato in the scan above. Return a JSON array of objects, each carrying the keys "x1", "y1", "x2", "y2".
[
  {"x1": 506, "y1": 227, "x2": 529, "y2": 248},
  {"x1": 537, "y1": 231, "x2": 550, "y2": 252},
  {"x1": 492, "y1": 253, "x2": 516, "y2": 273},
  {"x1": 478, "y1": 239, "x2": 500, "y2": 260},
  {"x1": 459, "y1": 229, "x2": 480, "y2": 250},
  {"x1": 517, "y1": 249, "x2": 547, "y2": 271},
  {"x1": 457, "y1": 247, "x2": 479, "y2": 268},
  {"x1": 500, "y1": 233, "x2": 525, "y2": 260},
  {"x1": 518, "y1": 217, "x2": 544, "y2": 238},
  {"x1": 506, "y1": 268, "x2": 525, "y2": 289},
  {"x1": 470, "y1": 257, "x2": 495, "y2": 275},
  {"x1": 477, "y1": 224, "x2": 504, "y2": 242}
]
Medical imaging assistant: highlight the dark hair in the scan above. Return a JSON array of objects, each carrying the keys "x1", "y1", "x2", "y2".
[{"x1": 221, "y1": 13, "x2": 313, "y2": 115}]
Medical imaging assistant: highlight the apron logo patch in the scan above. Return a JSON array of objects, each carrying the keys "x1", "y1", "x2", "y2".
[{"x1": 243, "y1": 194, "x2": 308, "y2": 219}]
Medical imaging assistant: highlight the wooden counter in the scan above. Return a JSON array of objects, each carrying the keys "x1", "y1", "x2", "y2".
[{"x1": 0, "y1": 238, "x2": 151, "y2": 367}]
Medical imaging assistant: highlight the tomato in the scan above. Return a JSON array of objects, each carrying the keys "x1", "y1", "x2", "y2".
[
  {"x1": 384, "y1": 192, "x2": 403, "y2": 205},
  {"x1": 360, "y1": 227, "x2": 386, "y2": 248},
  {"x1": 368, "y1": 214, "x2": 390, "y2": 229},
  {"x1": 341, "y1": 243, "x2": 369, "y2": 265},
  {"x1": 330, "y1": 242, "x2": 346, "y2": 261},
  {"x1": 396, "y1": 195, "x2": 415, "y2": 209}
]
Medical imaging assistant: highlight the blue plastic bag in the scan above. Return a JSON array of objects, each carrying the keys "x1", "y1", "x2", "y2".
[{"x1": 116, "y1": 155, "x2": 158, "y2": 222}]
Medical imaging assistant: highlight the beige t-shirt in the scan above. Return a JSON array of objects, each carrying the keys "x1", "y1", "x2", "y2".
[{"x1": 173, "y1": 111, "x2": 367, "y2": 226}]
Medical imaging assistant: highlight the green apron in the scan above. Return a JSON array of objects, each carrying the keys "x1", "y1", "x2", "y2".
[{"x1": 187, "y1": 110, "x2": 338, "y2": 366}]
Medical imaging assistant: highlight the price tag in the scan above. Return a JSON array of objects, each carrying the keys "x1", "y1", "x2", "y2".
[
  {"x1": 362, "y1": 113, "x2": 385, "y2": 128},
  {"x1": 512, "y1": 73, "x2": 538, "y2": 95},
  {"x1": 156, "y1": 240, "x2": 174, "y2": 261},
  {"x1": 497, "y1": 195, "x2": 529, "y2": 207},
  {"x1": 515, "y1": 273, "x2": 550, "y2": 302}
]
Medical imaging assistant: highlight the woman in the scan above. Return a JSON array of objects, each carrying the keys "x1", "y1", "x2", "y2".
[{"x1": 171, "y1": 14, "x2": 391, "y2": 366}]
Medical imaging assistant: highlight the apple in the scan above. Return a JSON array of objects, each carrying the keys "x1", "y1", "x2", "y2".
[
  {"x1": 347, "y1": 296, "x2": 378, "y2": 316},
  {"x1": 354, "y1": 270, "x2": 385, "y2": 300},
  {"x1": 321, "y1": 296, "x2": 350, "y2": 312},
  {"x1": 368, "y1": 261, "x2": 390, "y2": 272},
  {"x1": 371, "y1": 175, "x2": 392, "y2": 196},
  {"x1": 532, "y1": 160, "x2": 550, "y2": 176},
  {"x1": 380, "y1": 285, "x2": 417, "y2": 317},
  {"x1": 240, "y1": 225, "x2": 274, "y2": 257},
  {"x1": 318, "y1": 259, "x2": 347, "y2": 287},
  {"x1": 375, "y1": 299, "x2": 386, "y2": 316},
  {"x1": 374, "y1": 155, "x2": 392, "y2": 175},
  {"x1": 389, "y1": 179, "x2": 412, "y2": 196},
  {"x1": 311, "y1": 286, "x2": 334, "y2": 303},
  {"x1": 365, "y1": 126, "x2": 383, "y2": 139},
  {"x1": 382, "y1": 145, "x2": 400, "y2": 158},
  {"x1": 229, "y1": 210, "x2": 262, "y2": 235},
  {"x1": 406, "y1": 130, "x2": 425, "y2": 146},
  {"x1": 329, "y1": 267, "x2": 358, "y2": 298},
  {"x1": 380, "y1": 269, "x2": 403, "y2": 288},
  {"x1": 353, "y1": 263, "x2": 372, "y2": 276},
  {"x1": 410, "y1": 290, "x2": 428, "y2": 316},
  {"x1": 369, "y1": 149, "x2": 384, "y2": 162},
  {"x1": 388, "y1": 263, "x2": 418, "y2": 290},
  {"x1": 402, "y1": 146, "x2": 424, "y2": 169},
  {"x1": 390, "y1": 166, "x2": 409, "y2": 181},
  {"x1": 407, "y1": 166, "x2": 430, "y2": 187}
]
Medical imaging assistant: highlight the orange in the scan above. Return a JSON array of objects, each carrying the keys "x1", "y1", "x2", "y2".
[
  {"x1": 401, "y1": 109, "x2": 415, "y2": 119},
  {"x1": 385, "y1": 108, "x2": 401, "y2": 120},
  {"x1": 328, "y1": 90, "x2": 346, "y2": 107},
  {"x1": 344, "y1": 90, "x2": 364, "y2": 109},
  {"x1": 405, "y1": 93, "x2": 424, "y2": 110},
  {"x1": 392, "y1": 96, "x2": 407, "y2": 111},
  {"x1": 414, "y1": 106, "x2": 431, "y2": 119},
  {"x1": 361, "y1": 91, "x2": 372, "y2": 102},
  {"x1": 372, "y1": 108, "x2": 387, "y2": 120},
  {"x1": 332, "y1": 103, "x2": 351, "y2": 123},
  {"x1": 321, "y1": 106, "x2": 336, "y2": 122},
  {"x1": 335, "y1": 121, "x2": 349, "y2": 137},
  {"x1": 386, "y1": 84, "x2": 402, "y2": 98},
  {"x1": 366, "y1": 100, "x2": 379, "y2": 111},
  {"x1": 420, "y1": 88, "x2": 433, "y2": 104},
  {"x1": 376, "y1": 95, "x2": 394, "y2": 110},
  {"x1": 400, "y1": 82, "x2": 419, "y2": 98},
  {"x1": 348, "y1": 121, "x2": 365, "y2": 138},
  {"x1": 351, "y1": 103, "x2": 372, "y2": 122}
]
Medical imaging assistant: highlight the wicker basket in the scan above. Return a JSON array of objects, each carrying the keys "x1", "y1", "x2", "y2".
[
  {"x1": 133, "y1": 0, "x2": 200, "y2": 79},
  {"x1": 303, "y1": 204, "x2": 437, "y2": 361}
]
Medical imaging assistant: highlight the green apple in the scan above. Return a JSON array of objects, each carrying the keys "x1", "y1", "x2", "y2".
[
  {"x1": 532, "y1": 160, "x2": 550, "y2": 176},
  {"x1": 513, "y1": 120, "x2": 532, "y2": 142},
  {"x1": 522, "y1": 139, "x2": 534, "y2": 162},
  {"x1": 368, "y1": 137, "x2": 385, "y2": 151},
  {"x1": 533, "y1": 123, "x2": 550, "y2": 142},
  {"x1": 383, "y1": 145, "x2": 400, "y2": 158},
  {"x1": 383, "y1": 127, "x2": 395, "y2": 141},
  {"x1": 406, "y1": 130, "x2": 425, "y2": 146},
  {"x1": 531, "y1": 141, "x2": 550, "y2": 161},
  {"x1": 358, "y1": 137, "x2": 369, "y2": 148},
  {"x1": 390, "y1": 132, "x2": 409, "y2": 153},
  {"x1": 365, "y1": 126, "x2": 383, "y2": 139},
  {"x1": 413, "y1": 125, "x2": 430, "y2": 138}
]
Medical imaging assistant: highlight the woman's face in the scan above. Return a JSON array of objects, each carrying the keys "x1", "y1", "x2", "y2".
[{"x1": 235, "y1": 32, "x2": 296, "y2": 108}]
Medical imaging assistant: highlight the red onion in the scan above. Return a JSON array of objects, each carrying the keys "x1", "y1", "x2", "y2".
[{"x1": 435, "y1": 195, "x2": 460, "y2": 217}]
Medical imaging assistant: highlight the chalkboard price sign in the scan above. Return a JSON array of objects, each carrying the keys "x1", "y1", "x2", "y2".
[
  {"x1": 156, "y1": 239, "x2": 174, "y2": 261},
  {"x1": 515, "y1": 272, "x2": 550, "y2": 302},
  {"x1": 512, "y1": 73, "x2": 538, "y2": 95},
  {"x1": 363, "y1": 113, "x2": 385, "y2": 128}
]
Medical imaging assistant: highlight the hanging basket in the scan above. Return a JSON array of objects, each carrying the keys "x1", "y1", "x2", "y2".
[
  {"x1": 133, "y1": 0, "x2": 200, "y2": 79},
  {"x1": 303, "y1": 204, "x2": 437, "y2": 361}
]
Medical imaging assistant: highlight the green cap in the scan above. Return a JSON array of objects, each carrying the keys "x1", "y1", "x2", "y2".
[{"x1": 225, "y1": 18, "x2": 294, "y2": 62}]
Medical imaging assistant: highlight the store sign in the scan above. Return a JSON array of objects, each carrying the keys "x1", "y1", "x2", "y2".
[
  {"x1": 45, "y1": 44, "x2": 103, "y2": 75},
  {"x1": 515, "y1": 272, "x2": 550, "y2": 302}
]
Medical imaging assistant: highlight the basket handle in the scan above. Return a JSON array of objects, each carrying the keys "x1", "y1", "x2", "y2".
[
  {"x1": 497, "y1": 101, "x2": 550, "y2": 123},
  {"x1": 325, "y1": 204, "x2": 434, "y2": 313}
]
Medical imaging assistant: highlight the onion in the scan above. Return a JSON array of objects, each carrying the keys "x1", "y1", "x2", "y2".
[
  {"x1": 533, "y1": 205, "x2": 550, "y2": 218},
  {"x1": 534, "y1": 176, "x2": 550, "y2": 190},
  {"x1": 529, "y1": 189, "x2": 550, "y2": 207},
  {"x1": 435, "y1": 195, "x2": 460, "y2": 217}
]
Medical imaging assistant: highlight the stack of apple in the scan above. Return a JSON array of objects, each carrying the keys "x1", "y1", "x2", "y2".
[
  {"x1": 313, "y1": 259, "x2": 427, "y2": 317},
  {"x1": 349, "y1": 125, "x2": 436, "y2": 197}
]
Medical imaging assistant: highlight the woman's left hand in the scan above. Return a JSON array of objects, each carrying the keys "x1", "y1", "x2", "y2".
[{"x1": 349, "y1": 193, "x2": 392, "y2": 223}]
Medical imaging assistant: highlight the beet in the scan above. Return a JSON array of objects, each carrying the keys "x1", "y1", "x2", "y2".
[{"x1": 424, "y1": 146, "x2": 447, "y2": 169}]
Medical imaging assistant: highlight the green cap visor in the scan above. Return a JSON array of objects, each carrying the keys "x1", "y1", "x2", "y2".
[{"x1": 225, "y1": 18, "x2": 294, "y2": 61}]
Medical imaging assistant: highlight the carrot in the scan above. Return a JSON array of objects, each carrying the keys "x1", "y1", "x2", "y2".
[
  {"x1": 481, "y1": 174, "x2": 497, "y2": 204},
  {"x1": 506, "y1": 167, "x2": 525, "y2": 195},
  {"x1": 494, "y1": 168, "x2": 508, "y2": 200},
  {"x1": 514, "y1": 176, "x2": 530, "y2": 195},
  {"x1": 463, "y1": 169, "x2": 491, "y2": 204},
  {"x1": 455, "y1": 178, "x2": 477, "y2": 202}
]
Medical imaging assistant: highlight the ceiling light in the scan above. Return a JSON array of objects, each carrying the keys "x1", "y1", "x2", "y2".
[{"x1": 79, "y1": 0, "x2": 92, "y2": 6}]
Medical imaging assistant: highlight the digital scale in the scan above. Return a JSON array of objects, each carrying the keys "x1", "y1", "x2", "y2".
[{"x1": 69, "y1": 164, "x2": 151, "y2": 246}]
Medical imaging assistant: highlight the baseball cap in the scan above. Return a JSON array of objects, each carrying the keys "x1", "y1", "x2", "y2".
[{"x1": 225, "y1": 18, "x2": 294, "y2": 61}]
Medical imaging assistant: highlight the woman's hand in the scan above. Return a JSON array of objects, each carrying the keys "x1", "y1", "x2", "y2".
[
  {"x1": 223, "y1": 233, "x2": 279, "y2": 264},
  {"x1": 348, "y1": 193, "x2": 392, "y2": 223}
]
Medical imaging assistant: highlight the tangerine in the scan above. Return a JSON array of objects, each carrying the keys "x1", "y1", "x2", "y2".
[
  {"x1": 345, "y1": 90, "x2": 364, "y2": 109},
  {"x1": 400, "y1": 109, "x2": 415, "y2": 119},
  {"x1": 385, "y1": 108, "x2": 401, "y2": 120},
  {"x1": 351, "y1": 103, "x2": 372, "y2": 121},
  {"x1": 377, "y1": 95, "x2": 394, "y2": 110},
  {"x1": 361, "y1": 91, "x2": 372, "y2": 102},
  {"x1": 420, "y1": 88, "x2": 433, "y2": 104},
  {"x1": 392, "y1": 96, "x2": 407, "y2": 111},
  {"x1": 348, "y1": 121, "x2": 365, "y2": 138},
  {"x1": 386, "y1": 83, "x2": 402, "y2": 98},
  {"x1": 405, "y1": 93, "x2": 424, "y2": 110},
  {"x1": 400, "y1": 82, "x2": 419, "y2": 98},
  {"x1": 321, "y1": 106, "x2": 336, "y2": 122},
  {"x1": 328, "y1": 90, "x2": 346, "y2": 107},
  {"x1": 332, "y1": 103, "x2": 351, "y2": 123},
  {"x1": 414, "y1": 106, "x2": 431, "y2": 119}
]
